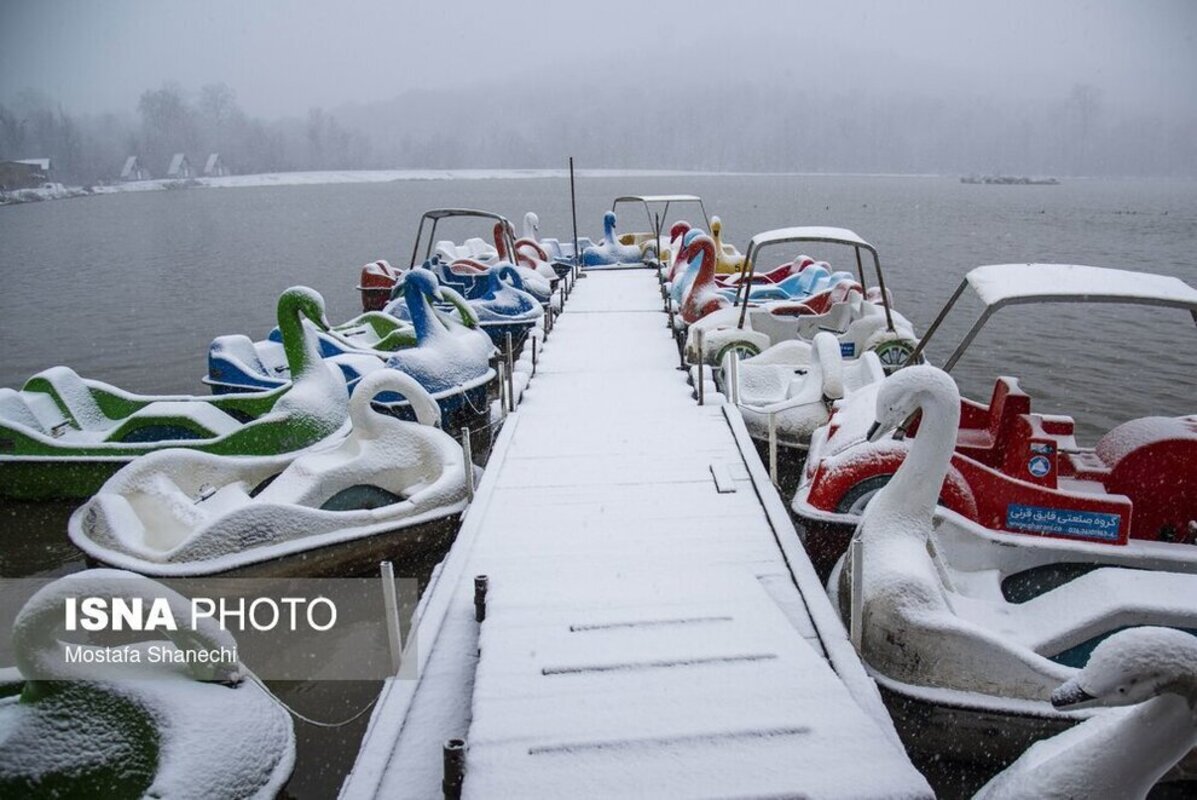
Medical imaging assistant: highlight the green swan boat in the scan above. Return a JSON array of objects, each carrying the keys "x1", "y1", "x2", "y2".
[
  {"x1": 0, "y1": 286, "x2": 349, "y2": 499},
  {"x1": 0, "y1": 569, "x2": 295, "y2": 798}
]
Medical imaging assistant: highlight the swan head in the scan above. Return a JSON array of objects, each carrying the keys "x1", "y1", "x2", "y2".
[
  {"x1": 498, "y1": 263, "x2": 525, "y2": 290},
  {"x1": 670, "y1": 220, "x2": 691, "y2": 241},
  {"x1": 405, "y1": 268, "x2": 444, "y2": 303},
  {"x1": 280, "y1": 286, "x2": 331, "y2": 331},
  {"x1": 1051, "y1": 627, "x2": 1197, "y2": 710},
  {"x1": 524, "y1": 211, "x2": 539, "y2": 237},
  {"x1": 603, "y1": 211, "x2": 617, "y2": 233},
  {"x1": 711, "y1": 216, "x2": 722, "y2": 238},
  {"x1": 867, "y1": 365, "x2": 959, "y2": 442}
]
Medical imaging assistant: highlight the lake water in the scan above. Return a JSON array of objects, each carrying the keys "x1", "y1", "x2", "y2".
[{"x1": 1, "y1": 173, "x2": 1195, "y2": 798}]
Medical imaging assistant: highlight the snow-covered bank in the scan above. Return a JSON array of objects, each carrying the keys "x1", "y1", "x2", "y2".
[{"x1": 0, "y1": 168, "x2": 736, "y2": 207}]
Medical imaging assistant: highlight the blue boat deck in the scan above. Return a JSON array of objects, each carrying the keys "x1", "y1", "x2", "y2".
[{"x1": 342, "y1": 269, "x2": 931, "y2": 799}]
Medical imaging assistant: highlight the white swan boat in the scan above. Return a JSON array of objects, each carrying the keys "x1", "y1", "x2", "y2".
[
  {"x1": 69, "y1": 370, "x2": 476, "y2": 577},
  {"x1": 684, "y1": 227, "x2": 919, "y2": 370},
  {"x1": 829, "y1": 365, "x2": 1197, "y2": 785},
  {"x1": 0, "y1": 570, "x2": 294, "y2": 798},
  {"x1": 725, "y1": 332, "x2": 886, "y2": 450},
  {"x1": 977, "y1": 627, "x2": 1197, "y2": 799}
]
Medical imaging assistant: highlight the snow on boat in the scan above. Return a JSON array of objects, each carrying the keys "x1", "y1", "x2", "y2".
[
  {"x1": 69, "y1": 370, "x2": 475, "y2": 576},
  {"x1": 828, "y1": 365, "x2": 1197, "y2": 784},
  {"x1": 609, "y1": 194, "x2": 715, "y2": 267},
  {"x1": 207, "y1": 276, "x2": 492, "y2": 427},
  {"x1": 0, "y1": 570, "x2": 294, "y2": 797},
  {"x1": 976, "y1": 627, "x2": 1197, "y2": 799},
  {"x1": 582, "y1": 211, "x2": 644, "y2": 269},
  {"x1": 684, "y1": 227, "x2": 919, "y2": 370},
  {"x1": 523, "y1": 212, "x2": 596, "y2": 271},
  {"x1": 727, "y1": 332, "x2": 886, "y2": 451},
  {"x1": 0, "y1": 287, "x2": 348, "y2": 500},
  {"x1": 793, "y1": 263, "x2": 1197, "y2": 579},
  {"x1": 388, "y1": 265, "x2": 542, "y2": 349},
  {"x1": 357, "y1": 259, "x2": 404, "y2": 312}
]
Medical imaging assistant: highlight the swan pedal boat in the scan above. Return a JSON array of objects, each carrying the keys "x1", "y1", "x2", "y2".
[
  {"x1": 357, "y1": 259, "x2": 404, "y2": 311},
  {"x1": 608, "y1": 194, "x2": 740, "y2": 270},
  {"x1": 207, "y1": 279, "x2": 494, "y2": 427},
  {"x1": 793, "y1": 263, "x2": 1197, "y2": 579},
  {"x1": 0, "y1": 287, "x2": 349, "y2": 500},
  {"x1": 519, "y1": 211, "x2": 589, "y2": 279},
  {"x1": 69, "y1": 370, "x2": 477, "y2": 577},
  {"x1": 826, "y1": 365, "x2": 1197, "y2": 787},
  {"x1": 684, "y1": 227, "x2": 919, "y2": 371},
  {"x1": 0, "y1": 570, "x2": 294, "y2": 798}
]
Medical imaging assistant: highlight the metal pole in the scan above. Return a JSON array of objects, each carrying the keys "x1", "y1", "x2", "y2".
[
  {"x1": 531, "y1": 335, "x2": 538, "y2": 373},
  {"x1": 461, "y1": 427, "x2": 474, "y2": 501},
  {"x1": 379, "y1": 561, "x2": 403, "y2": 675},
  {"x1": 474, "y1": 575, "x2": 489, "y2": 623},
  {"x1": 696, "y1": 328, "x2": 705, "y2": 406},
  {"x1": 496, "y1": 361, "x2": 508, "y2": 420},
  {"x1": 504, "y1": 333, "x2": 515, "y2": 411},
  {"x1": 850, "y1": 537, "x2": 864, "y2": 652},
  {"x1": 569, "y1": 156, "x2": 580, "y2": 272},
  {"x1": 768, "y1": 412, "x2": 778, "y2": 485},
  {"x1": 443, "y1": 738, "x2": 466, "y2": 800},
  {"x1": 728, "y1": 351, "x2": 741, "y2": 406}
]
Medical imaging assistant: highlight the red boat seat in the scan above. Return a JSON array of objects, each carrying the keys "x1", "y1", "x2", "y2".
[{"x1": 1096, "y1": 416, "x2": 1197, "y2": 542}]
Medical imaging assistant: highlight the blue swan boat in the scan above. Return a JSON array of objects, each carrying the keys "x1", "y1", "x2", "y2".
[
  {"x1": 209, "y1": 271, "x2": 494, "y2": 426},
  {"x1": 582, "y1": 211, "x2": 644, "y2": 268}
]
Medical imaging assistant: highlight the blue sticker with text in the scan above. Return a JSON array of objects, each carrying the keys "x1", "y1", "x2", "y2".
[
  {"x1": 840, "y1": 342, "x2": 855, "y2": 357},
  {"x1": 1006, "y1": 504, "x2": 1122, "y2": 541}
]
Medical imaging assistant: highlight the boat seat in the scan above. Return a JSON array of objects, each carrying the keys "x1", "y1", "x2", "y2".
[
  {"x1": 0, "y1": 388, "x2": 48, "y2": 434},
  {"x1": 104, "y1": 401, "x2": 242, "y2": 443},
  {"x1": 24, "y1": 366, "x2": 112, "y2": 431},
  {"x1": 210, "y1": 334, "x2": 268, "y2": 377},
  {"x1": 464, "y1": 237, "x2": 498, "y2": 261},
  {"x1": 435, "y1": 240, "x2": 461, "y2": 263},
  {"x1": 956, "y1": 566, "x2": 1197, "y2": 658}
]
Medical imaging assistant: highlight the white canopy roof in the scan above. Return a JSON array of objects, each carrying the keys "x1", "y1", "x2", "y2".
[
  {"x1": 966, "y1": 263, "x2": 1197, "y2": 312},
  {"x1": 747, "y1": 226, "x2": 874, "y2": 252},
  {"x1": 613, "y1": 194, "x2": 703, "y2": 203}
]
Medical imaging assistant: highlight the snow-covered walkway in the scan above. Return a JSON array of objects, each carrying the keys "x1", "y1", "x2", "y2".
[{"x1": 343, "y1": 270, "x2": 931, "y2": 799}]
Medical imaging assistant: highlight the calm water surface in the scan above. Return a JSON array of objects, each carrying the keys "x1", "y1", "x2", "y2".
[{"x1": 1, "y1": 174, "x2": 1195, "y2": 798}]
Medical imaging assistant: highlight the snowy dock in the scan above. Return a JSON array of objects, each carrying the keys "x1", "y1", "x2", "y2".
[{"x1": 342, "y1": 270, "x2": 932, "y2": 799}]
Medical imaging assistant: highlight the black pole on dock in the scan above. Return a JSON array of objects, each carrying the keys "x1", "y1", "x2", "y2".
[
  {"x1": 569, "y1": 156, "x2": 580, "y2": 271},
  {"x1": 474, "y1": 574, "x2": 489, "y2": 622},
  {"x1": 443, "y1": 738, "x2": 466, "y2": 800}
]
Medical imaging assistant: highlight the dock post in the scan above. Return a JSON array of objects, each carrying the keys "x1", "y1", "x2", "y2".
[
  {"x1": 768, "y1": 413, "x2": 778, "y2": 485},
  {"x1": 379, "y1": 561, "x2": 403, "y2": 675},
  {"x1": 696, "y1": 329, "x2": 705, "y2": 406},
  {"x1": 461, "y1": 427, "x2": 474, "y2": 501},
  {"x1": 727, "y1": 351, "x2": 741, "y2": 406},
  {"x1": 443, "y1": 738, "x2": 466, "y2": 800},
  {"x1": 504, "y1": 333, "x2": 516, "y2": 412},
  {"x1": 850, "y1": 538, "x2": 864, "y2": 652},
  {"x1": 474, "y1": 575, "x2": 489, "y2": 622},
  {"x1": 497, "y1": 362, "x2": 508, "y2": 420}
]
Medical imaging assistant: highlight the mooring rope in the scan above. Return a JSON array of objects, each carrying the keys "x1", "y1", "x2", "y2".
[{"x1": 244, "y1": 668, "x2": 383, "y2": 729}]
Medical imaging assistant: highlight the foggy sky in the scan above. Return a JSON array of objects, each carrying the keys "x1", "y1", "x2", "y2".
[{"x1": 3, "y1": 0, "x2": 1194, "y2": 122}]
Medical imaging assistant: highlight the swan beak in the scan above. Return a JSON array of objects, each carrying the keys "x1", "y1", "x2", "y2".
[
  {"x1": 1051, "y1": 679, "x2": 1096, "y2": 709},
  {"x1": 866, "y1": 420, "x2": 886, "y2": 443},
  {"x1": 318, "y1": 314, "x2": 332, "y2": 332}
]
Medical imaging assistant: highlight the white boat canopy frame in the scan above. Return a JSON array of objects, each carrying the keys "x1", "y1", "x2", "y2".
[
  {"x1": 734, "y1": 226, "x2": 895, "y2": 333},
  {"x1": 408, "y1": 208, "x2": 518, "y2": 268},
  {"x1": 611, "y1": 195, "x2": 712, "y2": 237},
  {"x1": 906, "y1": 263, "x2": 1197, "y2": 372}
]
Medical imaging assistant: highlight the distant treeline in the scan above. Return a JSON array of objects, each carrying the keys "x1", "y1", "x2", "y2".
[
  {"x1": 2, "y1": 78, "x2": 1195, "y2": 184},
  {"x1": 0, "y1": 83, "x2": 373, "y2": 185}
]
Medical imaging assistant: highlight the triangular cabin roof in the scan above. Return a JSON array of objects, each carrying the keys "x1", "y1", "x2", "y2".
[
  {"x1": 120, "y1": 156, "x2": 141, "y2": 178},
  {"x1": 204, "y1": 153, "x2": 222, "y2": 174},
  {"x1": 13, "y1": 158, "x2": 51, "y2": 172},
  {"x1": 167, "y1": 153, "x2": 190, "y2": 176}
]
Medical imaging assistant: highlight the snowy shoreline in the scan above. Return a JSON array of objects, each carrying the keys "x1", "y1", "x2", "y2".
[{"x1": 0, "y1": 167, "x2": 954, "y2": 207}]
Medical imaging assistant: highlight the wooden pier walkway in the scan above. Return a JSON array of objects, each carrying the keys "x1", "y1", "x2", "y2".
[{"x1": 342, "y1": 269, "x2": 931, "y2": 799}]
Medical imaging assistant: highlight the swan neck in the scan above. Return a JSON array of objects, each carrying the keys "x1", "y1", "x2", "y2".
[
  {"x1": 878, "y1": 388, "x2": 959, "y2": 520},
  {"x1": 280, "y1": 296, "x2": 321, "y2": 378},
  {"x1": 405, "y1": 282, "x2": 441, "y2": 341}
]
